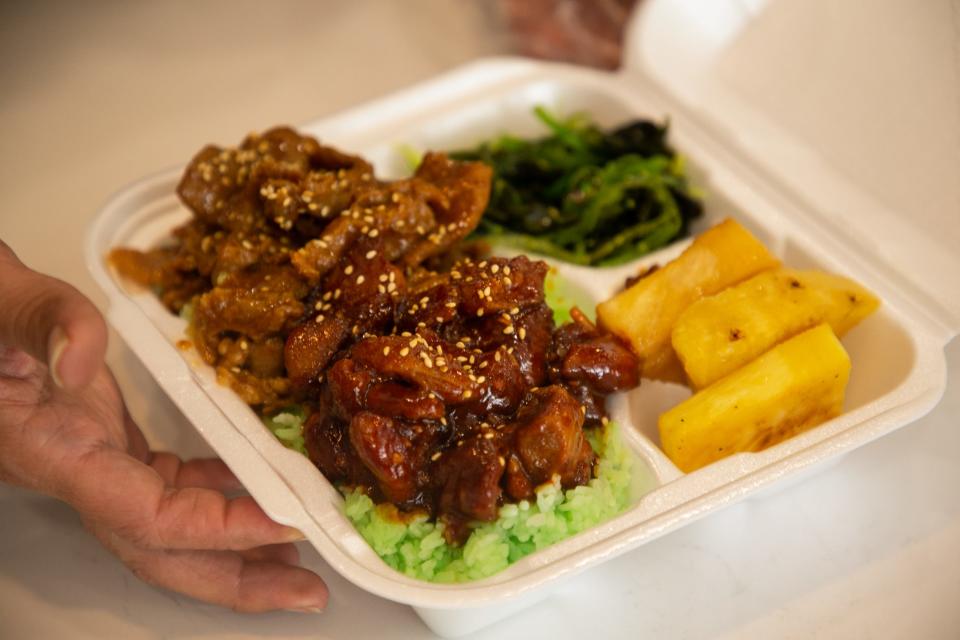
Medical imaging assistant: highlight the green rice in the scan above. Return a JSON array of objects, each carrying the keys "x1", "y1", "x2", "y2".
[
  {"x1": 342, "y1": 421, "x2": 635, "y2": 582},
  {"x1": 266, "y1": 408, "x2": 637, "y2": 582},
  {"x1": 265, "y1": 405, "x2": 308, "y2": 455},
  {"x1": 262, "y1": 273, "x2": 639, "y2": 582}
]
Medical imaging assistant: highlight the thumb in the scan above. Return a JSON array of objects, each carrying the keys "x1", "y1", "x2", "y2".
[{"x1": 0, "y1": 240, "x2": 107, "y2": 391}]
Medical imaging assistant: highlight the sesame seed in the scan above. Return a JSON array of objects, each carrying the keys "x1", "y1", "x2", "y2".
[
  {"x1": 504, "y1": 277, "x2": 513, "y2": 286},
  {"x1": 356, "y1": 275, "x2": 366, "y2": 285},
  {"x1": 503, "y1": 266, "x2": 511, "y2": 275},
  {"x1": 366, "y1": 250, "x2": 377, "y2": 259},
  {"x1": 315, "y1": 314, "x2": 325, "y2": 323},
  {"x1": 435, "y1": 316, "x2": 444, "y2": 324},
  {"x1": 323, "y1": 291, "x2": 333, "y2": 301},
  {"x1": 479, "y1": 361, "x2": 488, "y2": 369},
  {"x1": 483, "y1": 286, "x2": 491, "y2": 297},
  {"x1": 491, "y1": 264, "x2": 500, "y2": 274},
  {"x1": 483, "y1": 432, "x2": 494, "y2": 440},
  {"x1": 379, "y1": 274, "x2": 388, "y2": 282},
  {"x1": 344, "y1": 265, "x2": 354, "y2": 275},
  {"x1": 383, "y1": 346, "x2": 391, "y2": 356},
  {"x1": 431, "y1": 452, "x2": 442, "y2": 461},
  {"x1": 456, "y1": 341, "x2": 465, "y2": 349},
  {"x1": 495, "y1": 351, "x2": 502, "y2": 362},
  {"x1": 518, "y1": 327, "x2": 527, "y2": 340},
  {"x1": 477, "y1": 376, "x2": 486, "y2": 384},
  {"x1": 463, "y1": 390, "x2": 473, "y2": 399},
  {"x1": 378, "y1": 285, "x2": 386, "y2": 294},
  {"x1": 400, "y1": 347, "x2": 410, "y2": 356},
  {"x1": 498, "y1": 456, "x2": 506, "y2": 467},
  {"x1": 369, "y1": 229, "x2": 379, "y2": 238},
  {"x1": 477, "y1": 309, "x2": 484, "y2": 317},
  {"x1": 445, "y1": 302, "x2": 457, "y2": 308},
  {"x1": 503, "y1": 325, "x2": 515, "y2": 335}
]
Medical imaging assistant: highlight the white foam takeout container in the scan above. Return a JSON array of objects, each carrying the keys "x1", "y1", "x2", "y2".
[{"x1": 86, "y1": 0, "x2": 959, "y2": 636}]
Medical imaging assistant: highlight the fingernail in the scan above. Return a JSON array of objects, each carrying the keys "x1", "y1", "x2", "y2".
[
  {"x1": 285, "y1": 606, "x2": 325, "y2": 614},
  {"x1": 48, "y1": 326, "x2": 68, "y2": 389},
  {"x1": 283, "y1": 526, "x2": 306, "y2": 542}
]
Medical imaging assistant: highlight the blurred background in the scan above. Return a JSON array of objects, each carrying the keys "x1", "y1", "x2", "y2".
[{"x1": 1, "y1": 1, "x2": 958, "y2": 638}]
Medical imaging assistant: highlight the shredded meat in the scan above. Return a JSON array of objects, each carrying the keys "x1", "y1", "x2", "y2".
[{"x1": 110, "y1": 127, "x2": 641, "y2": 544}]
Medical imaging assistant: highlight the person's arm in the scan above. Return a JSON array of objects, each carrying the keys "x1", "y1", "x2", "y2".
[{"x1": 0, "y1": 240, "x2": 328, "y2": 613}]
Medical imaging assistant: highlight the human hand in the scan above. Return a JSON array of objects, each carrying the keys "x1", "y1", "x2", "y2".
[
  {"x1": 499, "y1": 0, "x2": 638, "y2": 70},
  {"x1": 0, "y1": 241, "x2": 328, "y2": 613}
]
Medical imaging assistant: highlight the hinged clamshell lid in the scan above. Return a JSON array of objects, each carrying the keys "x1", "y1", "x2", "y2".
[{"x1": 622, "y1": 0, "x2": 960, "y2": 340}]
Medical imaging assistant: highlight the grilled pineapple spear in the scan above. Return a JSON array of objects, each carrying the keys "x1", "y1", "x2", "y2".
[
  {"x1": 672, "y1": 268, "x2": 880, "y2": 389},
  {"x1": 659, "y1": 323, "x2": 851, "y2": 473},
  {"x1": 597, "y1": 218, "x2": 779, "y2": 382}
]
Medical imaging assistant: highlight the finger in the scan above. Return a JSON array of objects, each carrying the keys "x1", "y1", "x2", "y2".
[
  {"x1": 90, "y1": 524, "x2": 326, "y2": 613},
  {"x1": 0, "y1": 241, "x2": 107, "y2": 392},
  {"x1": 58, "y1": 446, "x2": 302, "y2": 551},
  {"x1": 149, "y1": 453, "x2": 244, "y2": 493},
  {"x1": 237, "y1": 543, "x2": 301, "y2": 566},
  {"x1": 123, "y1": 412, "x2": 151, "y2": 464}
]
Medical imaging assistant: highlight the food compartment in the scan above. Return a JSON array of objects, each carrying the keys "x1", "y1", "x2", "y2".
[{"x1": 96, "y1": 169, "x2": 669, "y2": 588}]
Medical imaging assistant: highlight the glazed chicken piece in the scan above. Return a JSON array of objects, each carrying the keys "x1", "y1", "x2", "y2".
[{"x1": 503, "y1": 385, "x2": 596, "y2": 501}]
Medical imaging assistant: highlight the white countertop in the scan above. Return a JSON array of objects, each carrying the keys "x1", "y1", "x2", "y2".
[{"x1": 1, "y1": 1, "x2": 958, "y2": 638}]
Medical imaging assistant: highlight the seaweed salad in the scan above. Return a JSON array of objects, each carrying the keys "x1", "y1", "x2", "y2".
[{"x1": 452, "y1": 107, "x2": 702, "y2": 266}]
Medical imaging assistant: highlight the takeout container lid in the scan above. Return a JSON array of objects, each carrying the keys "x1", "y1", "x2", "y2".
[
  {"x1": 85, "y1": 1, "x2": 958, "y2": 636},
  {"x1": 624, "y1": 0, "x2": 960, "y2": 340}
]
